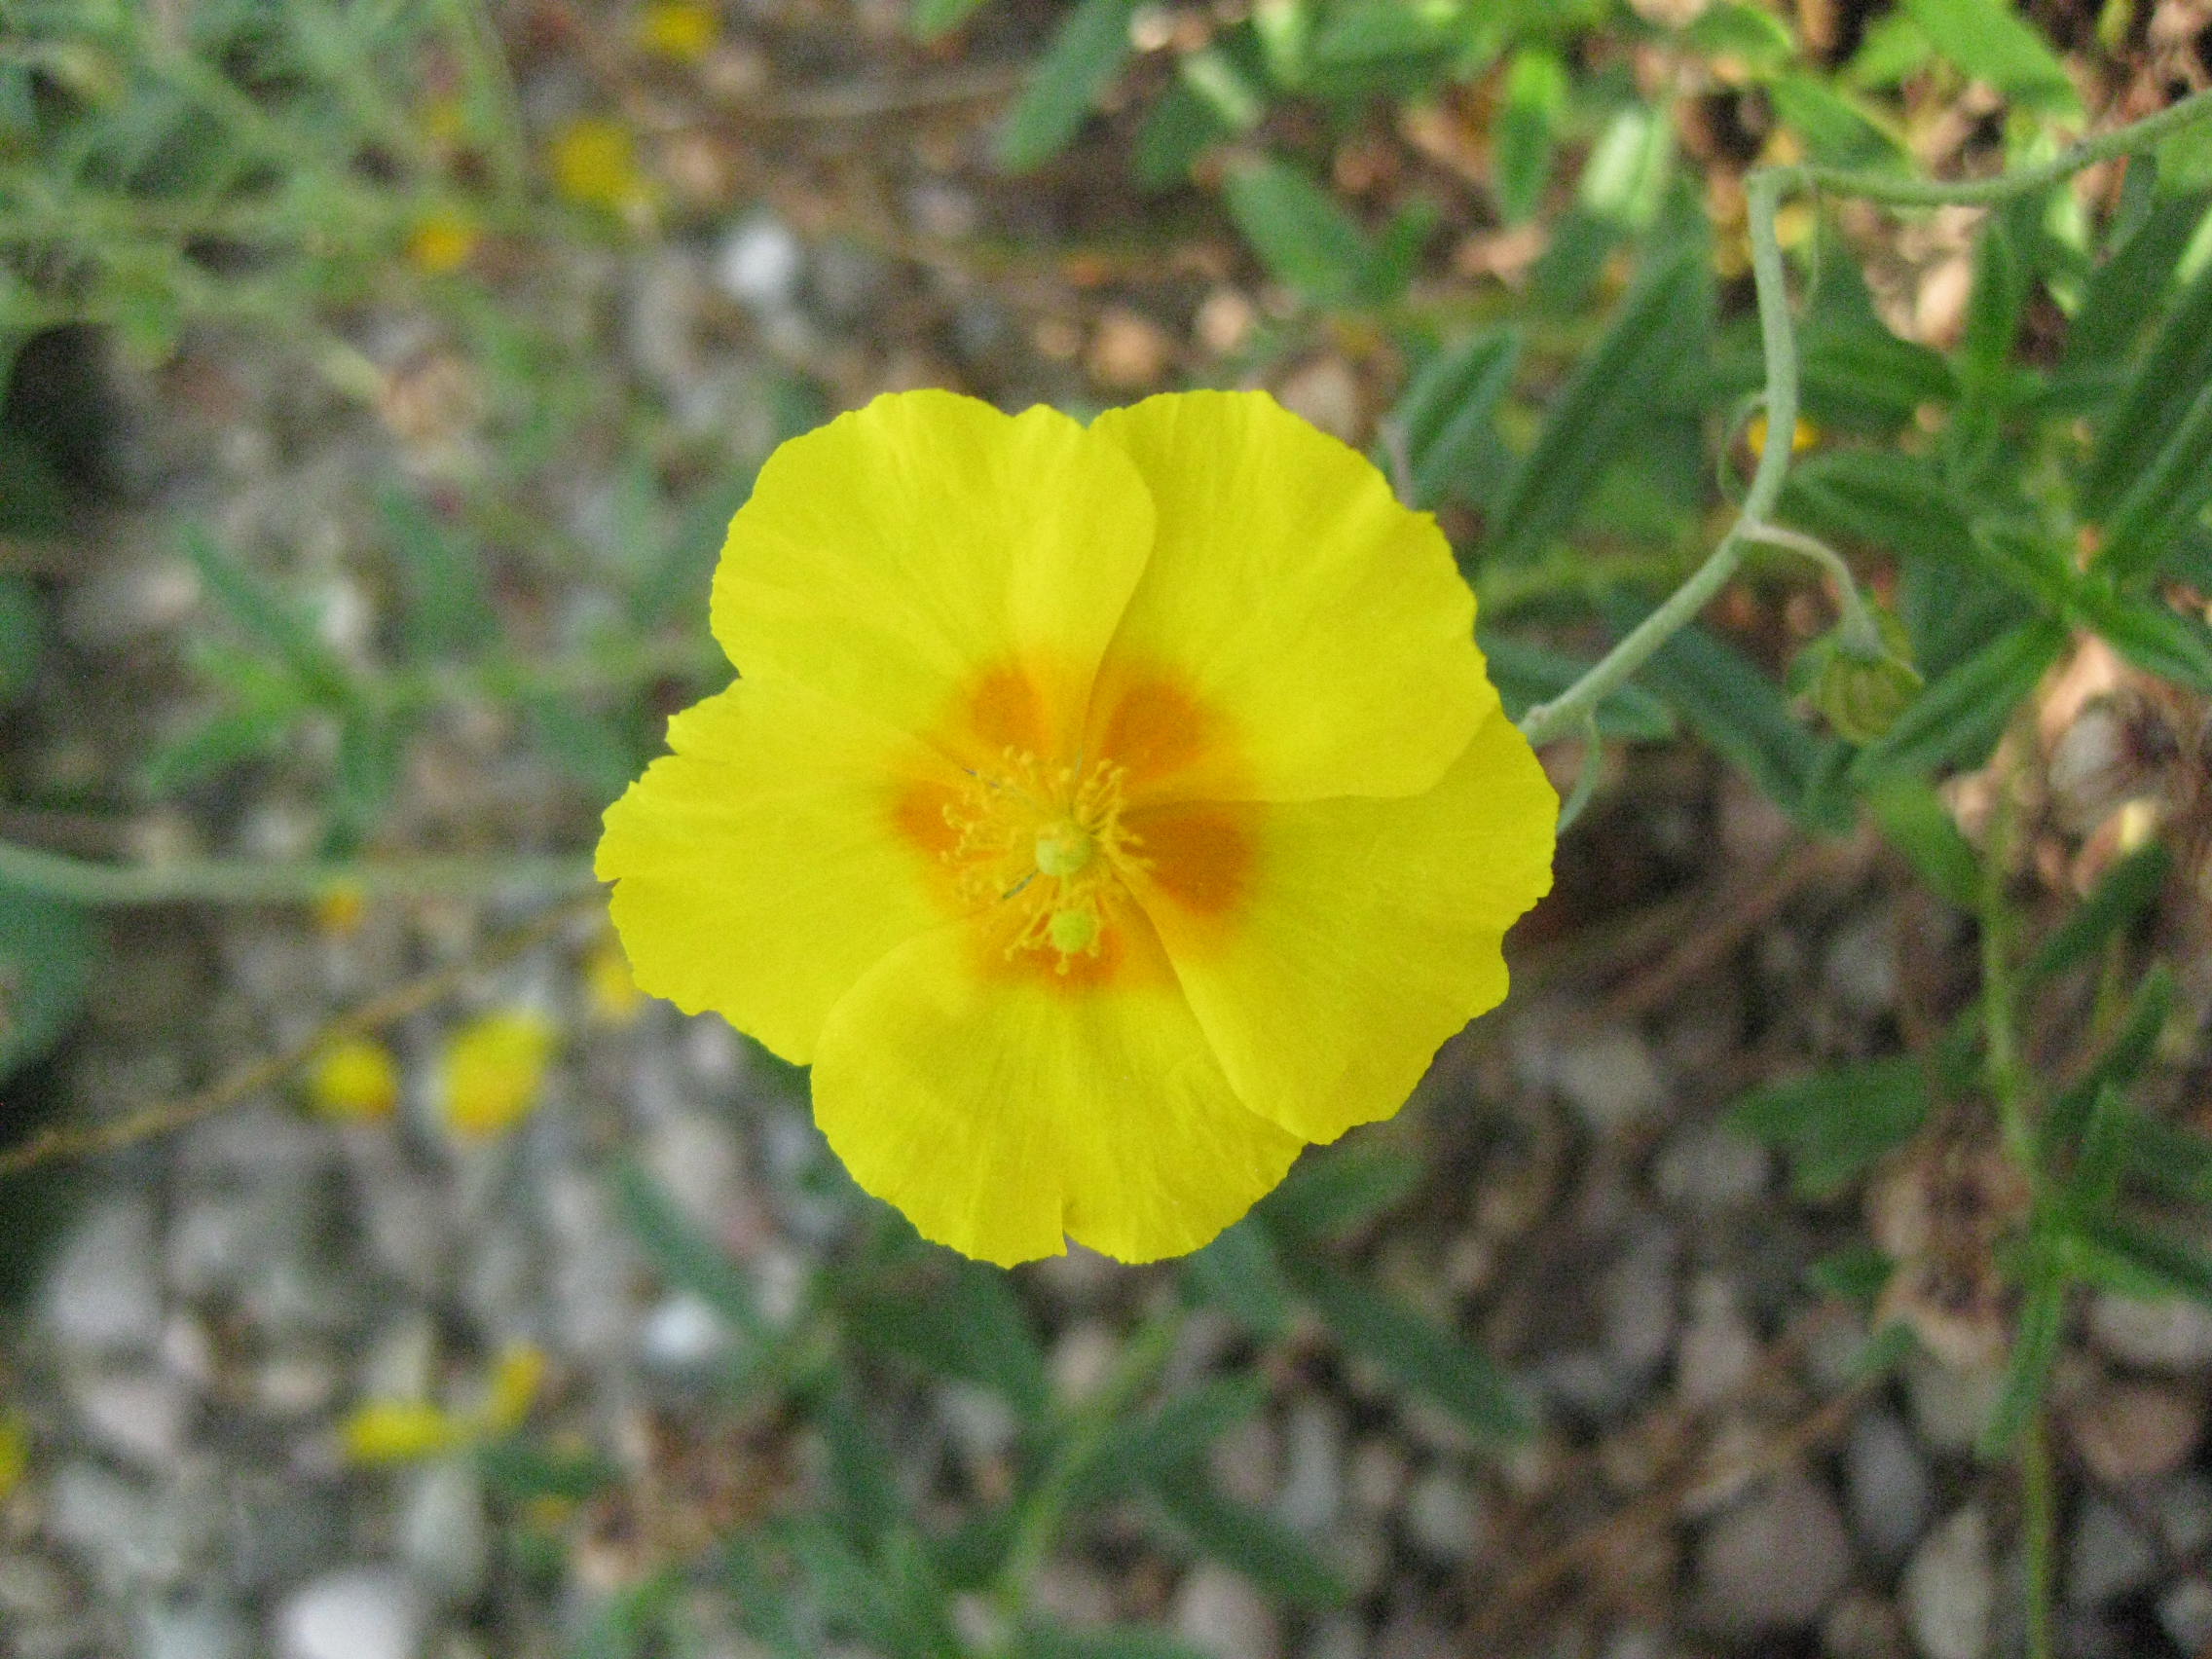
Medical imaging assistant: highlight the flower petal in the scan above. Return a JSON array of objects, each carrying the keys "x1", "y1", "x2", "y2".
[
  {"x1": 809, "y1": 908, "x2": 1305, "y2": 1267},
  {"x1": 712, "y1": 389, "x2": 1156, "y2": 763},
  {"x1": 1088, "y1": 390, "x2": 1491, "y2": 803},
  {"x1": 1126, "y1": 707, "x2": 1558, "y2": 1143},
  {"x1": 596, "y1": 681, "x2": 961, "y2": 1063}
]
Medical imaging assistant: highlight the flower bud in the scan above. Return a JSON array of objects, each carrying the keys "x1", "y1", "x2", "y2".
[{"x1": 1792, "y1": 606, "x2": 1922, "y2": 744}]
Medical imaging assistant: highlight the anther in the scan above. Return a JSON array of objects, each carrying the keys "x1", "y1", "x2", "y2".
[{"x1": 1033, "y1": 821, "x2": 1094, "y2": 879}]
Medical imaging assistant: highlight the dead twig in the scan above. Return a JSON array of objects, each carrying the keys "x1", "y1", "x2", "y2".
[{"x1": 0, "y1": 895, "x2": 600, "y2": 1179}]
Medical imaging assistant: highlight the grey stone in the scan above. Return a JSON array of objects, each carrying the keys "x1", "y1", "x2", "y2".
[
  {"x1": 2157, "y1": 1471, "x2": 2212, "y2": 1557},
  {"x1": 2066, "y1": 1497, "x2": 2157, "y2": 1606},
  {"x1": 1552, "y1": 1026, "x2": 1667, "y2": 1135},
  {"x1": 50, "y1": 1463, "x2": 193, "y2": 1589},
  {"x1": 639, "y1": 1292, "x2": 734, "y2": 1374},
  {"x1": 1693, "y1": 1471, "x2": 1853, "y2": 1633},
  {"x1": 1845, "y1": 1408, "x2": 1934, "y2": 1567},
  {"x1": 398, "y1": 1464, "x2": 489, "y2": 1607},
  {"x1": 1600, "y1": 1226, "x2": 1677, "y2": 1384},
  {"x1": 1302, "y1": 1611, "x2": 1366, "y2": 1659},
  {"x1": 1903, "y1": 1353, "x2": 2003, "y2": 1454},
  {"x1": 1651, "y1": 1122, "x2": 1771, "y2": 1213},
  {"x1": 71, "y1": 1369, "x2": 192, "y2": 1469},
  {"x1": 715, "y1": 213, "x2": 803, "y2": 312},
  {"x1": 2065, "y1": 1379, "x2": 2203, "y2": 1486},
  {"x1": 1208, "y1": 1413, "x2": 1281, "y2": 1508},
  {"x1": 275, "y1": 1567, "x2": 428, "y2": 1659},
  {"x1": 1171, "y1": 1564, "x2": 1281, "y2": 1659},
  {"x1": 2087, "y1": 1291, "x2": 2212, "y2": 1371},
  {"x1": 1676, "y1": 1273, "x2": 1757, "y2": 1409},
  {"x1": 2159, "y1": 1577, "x2": 2212, "y2": 1654},
  {"x1": 1901, "y1": 1506, "x2": 1993, "y2": 1659},
  {"x1": 141, "y1": 1599, "x2": 251, "y2": 1659},
  {"x1": 43, "y1": 1197, "x2": 163, "y2": 1354},
  {"x1": 230, "y1": 1478, "x2": 349, "y2": 1593},
  {"x1": 1346, "y1": 1438, "x2": 1408, "y2": 1517},
  {"x1": 1274, "y1": 1399, "x2": 1345, "y2": 1536},
  {"x1": 1401, "y1": 1469, "x2": 1485, "y2": 1565}
]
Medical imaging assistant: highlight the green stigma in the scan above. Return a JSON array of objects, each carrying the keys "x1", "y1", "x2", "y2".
[
  {"x1": 1048, "y1": 906, "x2": 1099, "y2": 956},
  {"x1": 1034, "y1": 821, "x2": 1094, "y2": 879}
]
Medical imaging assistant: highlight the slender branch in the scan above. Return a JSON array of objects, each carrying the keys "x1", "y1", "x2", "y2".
[
  {"x1": 0, "y1": 840, "x2": 597, "y2": 907},
  {"x1": 1519, "y1": 166, "x2": 1801, "y2": 748},
  {"x1": 0, "y1": 896, "x2": 599, "y2": 1179},
  {"x1": 1740, "y1": 520, "x2": 1887, "y2": 656},
  {"x1": 1517, "y1": 84, "x2": 2212, "y2": 750},
  {"x1": 1794, "y1": 85, "x2": 2212, "y2": 208}
]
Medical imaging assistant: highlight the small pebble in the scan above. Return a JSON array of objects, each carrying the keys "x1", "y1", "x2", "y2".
[
  {"x1": 1551, "y1": 1026, "x2": 1667, "y2": 1136},
  {"x1": 1171, "y1": 1564, "x2": 1281, "y2": 1659},
  {"x1": 275, "y1": 1567, "x2": 428, "y2": 1659},
  {"x1": 2066, "y1": 1497, "x2": 2158, "y2": 1607},
  {"x1": 1274, "y1": 1399, "x2": 1346, "y2": 1536},
  {"x1": 42, "y1": 1198, "x2": 163, "y2": 1355},
  {"x1": 1692, "y1": 1471, "x2": 1852, "y2": 1633},
  {"x1": 1675, "y1": 1274, "x2": 1757, "y2": 1409},
  {"x1": 714, "y1": 212, "x2": 804, "y2": 312},
  {"x1": 1650, "y1": 1122, "x2": 1770, "y2": 1213},
  {"x1": 1600, "y1": 1226, "x2": 1677, "y2": 1385},
  {"x1": 1401, "y1": 1469, "x2": 1485, "y2": 1565},
  {"x1": 70, "y1": 1370, "x2": 191, "y2": 1469},
  {"x1": 2065, "y1": 1379, "x2": 2203, "y2": 1486},
  {"x1": 2159, "y1": 1576, "x2": 2212, "y2": 1653},
  {"x1": 398, "y1": 1463, "x2": 489, "y2": 1606},
  {"x1": 1903, "y1": 1353, "x2": 2003, "y2": 1454},
  {"x1": 2087, "y1": 1291, "x2": 2212, "y2": 1371},
  {"x1": 1844, "y1": 1408, "x2": 1934, "y2": 1567},
  {"x1": 1902, "y1": 1506, "x2": 1993, "y2": 1659},
  {"x1": 2157, "y1": 1470, "x2": 2212, "y2": 1557}
]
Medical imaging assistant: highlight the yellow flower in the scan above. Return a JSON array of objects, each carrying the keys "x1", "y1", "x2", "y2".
[
  {"x1": 342, "y1": 1401, "x2": 467, "y2": 1464},
  {"x1": 1746, "y1": 412, "x2": 1819, "y2": 457},
  {"x1": 480, "y1": 1343, "x2": 546, "y2": 1434},
  {"x1": 547, "y1": 117, "x2": 649, "y2": 214},
  {"x1": 314, "y1": 881, "x2": 367, "y2": 936},
  {"x1": 584, "y1": 935, "x2": 645, "y2": 1024},
  {"x1": 309, "y1": 1035, "x2": 401, "y2": 1122},
  {"x1": 439, "y1": 1010, "x2": 556, "y2": 1141},
  {"x1": 596, "y1": 390, "x2": 1557, "y2": 1266},
  {"x1": 406, "y1": 207, "x2": 480, "y2": 276},
  {"x1": 0, "y1": 1410, "x2": 25, "y2": 1498},
  {"x1": 636, "y1": 0, "x2": 720, "y2": 60}
]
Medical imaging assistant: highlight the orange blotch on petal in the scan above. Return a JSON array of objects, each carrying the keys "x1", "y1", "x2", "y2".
[
  {"x1": 1124, "y1": 801, "x2": 1257, "y2": 931},
  {"x1": 1087, "y1": 670, "x2": 1236, "y2": 799}
]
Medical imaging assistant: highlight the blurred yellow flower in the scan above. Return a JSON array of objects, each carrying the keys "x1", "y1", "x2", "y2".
[
  {"x1": 309, "y1": 1034, "x2": 401, "y2": 1122},
  {"x1": 0, "y1": 1410, "x2": 25, "y2": 1498},
  {"x1": 314, "y1": 881, "x2": 367, "y2": 936},
  {"x1": 1748, "y1": 412, "x2": 1819, "y2": 458},
  {"x1": 341, "y1": 1343, "x2": 546, "y2": 1466},
  {"x1": 584, "y1": 935, "x2": 645, "y2": 1024},
  {"x1": 637, "y1": 0, "x2": 720, "y2": 60},
  {"x1": 440, "y1": 1010, "x2": 556, "y2": 1141},
  {"x1": 597, "y1": 389, "x2": 1557, "y2": 1266},
  {"x1": 481, "y1": 1343, "x2": 546, "y2": 1434},
  {"x1": 406, "y1": 207, "x2": 480, "y2": 276},
  {"x1": 342, "y1": 1401, "x2": 466, "y2": 1464},
  {"x1": 548, "y1": 117, "x2": 650, "y2": 214}
]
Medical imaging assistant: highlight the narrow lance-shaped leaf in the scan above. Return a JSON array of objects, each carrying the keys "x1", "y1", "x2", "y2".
[
  {"x1": 1150, "y1": 1473, "x2": 1350, "y2": 1607},
  {"x1": 995, "y1": 0, "x2": 1138, "y2": 171}
]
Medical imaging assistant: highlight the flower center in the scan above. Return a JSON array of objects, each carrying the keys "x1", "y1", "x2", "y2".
[{"x1": 940, "y1": 751, "x2": 1144, "y2": 972}]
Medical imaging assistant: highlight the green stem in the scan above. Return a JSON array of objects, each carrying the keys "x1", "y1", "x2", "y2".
[
  {"x1": 990, "y1": 1298, "x2": 1188, "y2": 1634},
  {"x1": 2022, "y1": 1412, "x2": 2057, "y2": 1659},
  {"x1": 0, "y1": 840, "x2": 596, "y2": 906},
  {"x1": 1740, "y1": 520, "x2": 1888, "y2": 657},
  {"x1": 1519, "y1": 166, "x2": 1801, "y2": 748},
  {"x1": 1518, "y1": 85, "x2": 2212, "y2": 749}
]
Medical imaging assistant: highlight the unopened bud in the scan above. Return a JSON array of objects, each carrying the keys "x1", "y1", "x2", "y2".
[{"x1": 1792, "y1": 605, "x2": 1922, "y2": 744}]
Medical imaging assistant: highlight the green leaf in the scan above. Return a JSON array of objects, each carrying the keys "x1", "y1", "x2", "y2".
[
  {"x1": 2083, "y1": 254, "x2": 2212, "y2": 520},
  {"x1": 1390, "y1": 330, "x2": 1519, "y2": 508},
  {"x1": 813, "y1": 1377, "x2": 906, "y2": 1549},
  {"x1": 719, "y1": 1535, "x2": 814, "y2": 1659},
  {"x1": 180, "y1": 525, "x2": 353, "y2": 705},
  {"x1": 1843, "y1": 13, "x2": 1934, "y2": 87},
  {"x1": 1481, "y1": 634, "x2": 1677, "y2": 742},
  {"x1": 1682, "y1": 3, "x2": 1795, "y2": 68},
  {"x1": 844, "y1": 1248, "x2": 1049, "y2": 1419},
  {"x1": 1487, "y1": 246, "x2": 1712, "y2": 564},
  {"x1": 1865, "y1": 777, "x2": 1980, "y2": 910},
  {"x1": 1597, "y1": 601, "x2": 1839, "y2": 831},
  {"x1": 0, "y1": 877, "x2": 97, "y2": 1083},
  {"x1": 2061, "y1": 188, "x2": 2212, "y2": 378},
  {"x1": 2095, "y1": 375, "x2": 2212, "y2": 582},
  {"x1": 376, "y1": 488, "x2": 497, "y2": 661},
  {"x1": 1309, "y1": 1, "x2": 1465, "y2": 69},
  {"x1": 1960, "y1": 202, "x2": 2031, "y2": 397},
  {"x1": 1133, "y1": 80, "x2": 1233, "y2": 191},
  {"x1": 1151, "y1": 1473, "x2": 1350, "y2": 1607},
  {"x1": 2119, "y1": 1109, "x2": 2212, "y2": 1207},
  {"x1": 1850, "y1": 618, "x2": 2068, "y2": 783},
  {"x1": 1183, "y1": 1220, "x2": 1296, "y2": 1340},
  {"x1": 2046, "y1": 966, "x2": 2174, "y2": 1155},
  {"x1": 995, "y1": 0, "x2": 1138, "y2": 171},
  {"x1": 1258, "y1": 1141, "x2": 1420, "y2": 1239},
  {"x1": 911, "y1": 0, "x2": 990, "y2": 42},
  {"x1": 1275, "y1": 1246, "x2": 1528, "y2": 1440},
  {"x1": 1493, "y1": 48, "x2": 1566, "y2": 223},
  {"x1": 2071, "y1": 1215, "x2": 2212, "y2": 1309},
  {"x1": 1222, "y1": 157, "x2": 1409, "y2": 308},
  {"x1": 1766, "y1": 73, "x2": 1905, "y2": 167},
  {"x1": 1076, "y1": 1376, "x2": 1269, "y2": 1505},
  {"x1": 526, "y1": 696, "x2": 641, "y2": 802},
  {"x1": 1014, "y1": 1623, "x2": 1217, "y2": 1659},
  {"x1": 610, "y1": 1158, "x2": 772, "y2": 1344},
  {"x1": 1901, "y1": 0, "x2": 2080, "y2": 114},
  {"x1": 1806, "y1": 1243, "x2": 1894, "y2": 1303},
  {"x1": 2024, "y1": 842, "x2": 2169, "y2": 983},
  {"x1": 784, "y1": 1518, "x2": 960, "y2": 1659},
  {"x1": 0, "y1": 573, "x2": 40, "y2": 706},
  {"x1": 477, "y1": 1437, "x2": 620, "y2": 1501},
  {"x1": 141, "y1": 701, "x2": 302, "y2": 795},
  {"x1": 1729, "y1": 1055, "x2": 1930, "y2": 1198},
  {"x1": 1980, "y1": 1234, "x2": 2068, "y2": 1456}
]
